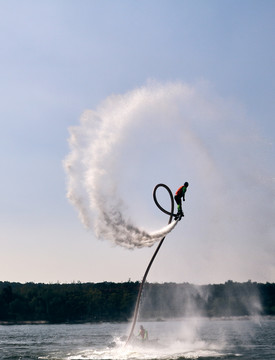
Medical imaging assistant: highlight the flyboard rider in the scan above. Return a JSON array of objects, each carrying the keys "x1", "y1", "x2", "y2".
[
  {"x1": 174, "y1": 182, "x2": 189, "y2": 219},
  {"x1": 138, "y1": 325, "x2": 148, "y2": 342}
]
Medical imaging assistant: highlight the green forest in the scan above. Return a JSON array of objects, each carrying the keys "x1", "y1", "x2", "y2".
[{"x1": 0, "y1": 281, "x2": 274, "y2": 324}]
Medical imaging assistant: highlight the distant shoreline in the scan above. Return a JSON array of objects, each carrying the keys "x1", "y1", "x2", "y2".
[
  {"x1": 0, "y1": 320, "x2": 49, "y2": 325},
  {"x1": 1, "y1": 281, "x2": 274, "y2": 324}
]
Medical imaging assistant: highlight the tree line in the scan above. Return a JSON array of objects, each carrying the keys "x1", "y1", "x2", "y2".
[{"x1": 0, "y1": 281, "x2": 274, "y2": 323}]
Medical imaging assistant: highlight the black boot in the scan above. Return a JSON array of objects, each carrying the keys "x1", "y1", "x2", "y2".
[{"x1": 175, "y1": 210, "x2": 184, "y2": 220}]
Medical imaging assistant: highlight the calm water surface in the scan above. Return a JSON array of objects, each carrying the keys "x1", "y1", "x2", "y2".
[{"x1": 0, "y1": 318, "x2": 274, "y2": 360}]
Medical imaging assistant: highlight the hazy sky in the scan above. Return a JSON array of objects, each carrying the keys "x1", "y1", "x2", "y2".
[{"x1": 1, "y1": 0, "x2": 274, "y2": 284}]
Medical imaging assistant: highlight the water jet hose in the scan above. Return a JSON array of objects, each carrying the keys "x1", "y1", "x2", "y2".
[{"x1": 126, "y1": 184, "x2": 176, "y2": 344}]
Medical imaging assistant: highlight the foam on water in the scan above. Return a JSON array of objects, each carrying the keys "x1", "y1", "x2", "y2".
[{"x1": 67, "y1": 337, "x2": 231, "y2": 360}]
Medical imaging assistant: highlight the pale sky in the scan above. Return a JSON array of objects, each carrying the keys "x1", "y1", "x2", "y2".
[{"x1": 1, "y1": 0, "x2": 274, "y2": 284}]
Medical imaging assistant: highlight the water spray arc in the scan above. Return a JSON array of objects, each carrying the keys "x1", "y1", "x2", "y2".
[{"x1": 126, "y1": 184, "x2": 177, "y2": 344}]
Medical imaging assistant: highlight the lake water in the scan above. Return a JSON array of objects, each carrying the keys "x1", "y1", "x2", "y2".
[{"x1": 0, "y1": 317, "x2": 274, "y2": 360}]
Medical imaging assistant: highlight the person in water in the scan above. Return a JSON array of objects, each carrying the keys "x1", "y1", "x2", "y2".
[
  {"x1": 138, "y1": 325, "x2": 148, "y2": 341},
  {"x1": 174, "y1": 182, "x2": 189, "y2": 218}
]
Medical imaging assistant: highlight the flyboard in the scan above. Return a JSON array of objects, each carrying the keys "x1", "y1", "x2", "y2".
[{"x1": 125, "y1": 183, "x2": 183, "y2": 345}]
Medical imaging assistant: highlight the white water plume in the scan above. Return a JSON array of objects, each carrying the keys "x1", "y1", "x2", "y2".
[
  {"x1": 64, "y1": 80, "x2": 275, "y2": 274},
  {"x1": 64, "y1": 82, "x2": 183, "y2": 249}
]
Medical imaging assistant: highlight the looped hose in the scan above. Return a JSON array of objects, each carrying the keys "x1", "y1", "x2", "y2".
[{"x1": 153, "y1": 183, "x2": 176, "y2": 219}]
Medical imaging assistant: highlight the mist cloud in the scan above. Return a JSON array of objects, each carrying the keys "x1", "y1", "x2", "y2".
[
  {"x1": 64, "y1": 82, "x2": 184, "y2": 248},
  {"x1": 64, "y1": 81, "x2": 275, "y2": 279}
]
